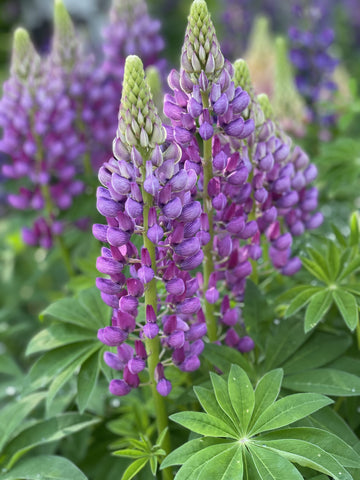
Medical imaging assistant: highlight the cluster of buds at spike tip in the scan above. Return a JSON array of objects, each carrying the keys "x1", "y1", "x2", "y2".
[
  {"x1": 94, "y1": 55, "x2": 207, "y2": 397},
  {"x1": 162, "y1": 0, "x2": 323, "y2": 354},
  {"x1": 0, "y1": 27, "x2": 84, "y2": 248}
]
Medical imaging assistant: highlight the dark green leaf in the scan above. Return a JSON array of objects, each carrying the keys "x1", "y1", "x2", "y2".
[
  {"x1": 326, "y1": 241, "x2": 341, "y2": 281},
  {"x1": 304, "y1": 290, "x2": 333, "y2": 332},
  {"x1": 250, "y1": 369, "x2": 283, "y2": 430},
  {"x1": 338, "y1": 256, "x2": 360, "y2": 282},
  {"x1": 254, "y1": 439, "x2": 352, "y2": 480},
  {"x1": 301, "y1": 257, "x2": 329, "y2": 284},
  {"x1": 0, "y1": 355, "x2": 22, "y2": 377},
  {"x1": 228, "y1": 365, "x2": 254, "y2": 434},
  {"x1": 283, "y1": 369, "x2": 360, "y2": 396},
  {"x1": 249, "y1": 394, "x2": 333, "y2": 436},
  {"x1": 194, "y1": 387, "x2": 235, "y2": 427},
  {"x1": 248, "y1": 444, "x2": 303, "y2": 479},
  {"x1": 332, "y1": 289, "x2": 359, "y2": 331},
  {"x1": 307, "y1": 247, "x2": 331, "y2": 280},
  {"x1": 202, "y1": 343, "x2": 254, "y2": 378},
  {"x1": 0, "y1": 455, "x2": 87, "y2": 480},
  {"x1": 285, "y1": 287, "x2": 324, "y2": 318},
  {"x1": 258, "y1": 427, "x2": 360, "y2": 468},
  {"x1": 26, "y1": 324, "x2": 95, "y2": 355},
  {"x1": 77, "y1": 351, "x2": 100, "y2": 413},
  {"x1": 161, "y1": 438, "x2": 229, "y2": 469},
  {"x1": 282, "y1": 332, "x2": 352, "y2": 374},
  {"x1": 170, "y1": 412, "x2": 238, "y2": 438}
]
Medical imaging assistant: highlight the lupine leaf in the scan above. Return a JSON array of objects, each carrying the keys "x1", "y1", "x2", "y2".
[
  {"x1": 332, "y1": 289, "x2": 359, "y2": 331},
  {"x1": 0, "y1": 455, "x2": 88, "y2": 480},
  {"x1": 77, "y1": 351, "x2": 100, "y2": 413},
  {"x1": 338, "y1": 256, "x2": 360, "y2": 282},
  {"x1": 249, "y1": 369, "x2": 283, "y2": 430},
  {"x1": 161, "y1": 438, "x2": 229, "y2": 469},
  {"x1": 3, "y1": 413, "x2": 100, "y2": 468},
  {"x1": 172, "y1": 444, "x2": 237, "y2": 480},
  {"x1": 248, "y1": 393, "x2": 333, "y2": 436},
  {"x1": 170, "y1": 412, "x2": 238, "y2": 438},
  {"x1": 254, "y1": 439, "x2": 352, "y2": 480},
  {"x1": 264, "y1": 316, "x2": 309, "y2": 370},
  {"x1": 0, "y1": 355, "x2": 22, "y2": 377},
  {"x1": 258, "y1": 427, "x2": 360, "y2": 468},
  {"x1": 331, "y1": 224, "x2": 347, "y2": 247},
  {"x1": 283, "y1": 368, "x2": 360, "y2": 396},
  {"x1": 197, "y1": 445, "x2": 243, "y2": 480},
  {"x1": 121, "y1": 457, "x2": 148, "y2": 480},
  {"x1": 301, "y1": 257, "x2": 329, "y2": 284},
  {"x1": 113, "y1": 449, "x2": 147, "y2": 458},
  {"x1": 326, "y1": 241, "x2": 341, "y2": 281},
  {"x1": 210, "y1": 373, "x2": 239, "y2": 430},
  {"x1": 26, "y1": 324, "x2": 95, "y2": 355},
  {"x1": 282, "y1": 332, "x2": 352, "y2": 374},
  {"x1": 194, "y1": 387, "x2": 235, "y2": 427},
  {"x1": 349, "y1": 211, "x2": 360, "y2": 246},
  {"x1": 304, "y1": 290, "x2": 333, "y2": 332},
  {"x1": 248, "y1": 444, "x2": 303, "y2": 479},
  {"x1": 277, "y1": 285, "x2": 317, "y2": 303},
  {"x1": 307, "y1": 247, "x2": 331, "y2": 280},
  {"x1": 202, "y1": 343, "x2": 254, "y2": 377},
  {"x1": 227, "y1": 365, "x2": 254, "y2": 434},
  {"x1": 284, "y1": 286, "x2": 324, "y2": 318},
  {"x1": 243, "y1": 280, "x2": 273, "y2": 350},
  {"x1": 78, "y1": 287, "x2": 110, "y2": 329},
  {"x1": 0, "y1": 392, "x2": 46, "y2": 451}
]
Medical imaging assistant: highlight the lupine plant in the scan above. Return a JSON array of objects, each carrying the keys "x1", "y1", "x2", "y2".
[{"x1": 0, "y1": 1, "x2": 360, "y2": 480}]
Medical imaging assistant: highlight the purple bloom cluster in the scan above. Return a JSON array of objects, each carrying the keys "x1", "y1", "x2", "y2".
[
  {"x1": 94, "y1": 55, "x2": 207, "y2": 397},
  {"x1": 288, "y1": 0, "x2": 338, "y2": 127},
  {"x1": 0, "y1": 28, "x2": 84, "y2": 248}
]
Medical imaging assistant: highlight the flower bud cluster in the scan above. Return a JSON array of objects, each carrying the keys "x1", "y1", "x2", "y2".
[{"x1": 94, "y1": 56, "x2": 207, "y2": 397}]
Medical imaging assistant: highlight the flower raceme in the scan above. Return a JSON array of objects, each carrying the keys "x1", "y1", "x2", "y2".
[{"x1": 94, "y1": 0, "x2": 323, "y2": 397}]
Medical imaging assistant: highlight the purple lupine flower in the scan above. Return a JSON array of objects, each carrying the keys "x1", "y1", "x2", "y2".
[
  {"x1": 0, "y1": 27, "x2": 85, "y2": 248},
  {"x1": 94, "y1": 55, "x2": 207, "y2": 397},
  {"x1": 288, "y1": 0, "x2": 338, "y2": 130}
]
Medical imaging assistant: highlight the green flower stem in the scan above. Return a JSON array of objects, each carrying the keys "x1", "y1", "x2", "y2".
[
  {"x1": 357, "y1": 318, "x2": 360, "y2": 351},
  {"x1": 140, "y1": 176, "x2": 172, "y2": 480},
  {"x1": 201, "y1": 92, "x2": 217, "y2": 342}
]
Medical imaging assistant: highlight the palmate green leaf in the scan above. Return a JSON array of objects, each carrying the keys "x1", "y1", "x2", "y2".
[
  {"x1": 249, "y1": 369, "x2": 283, "y2": 430},
  {"x1": 113, "y1": 448, "x2": 147, "y2": 459},
  {"x1": 40, "y1": 287, "x2": 109, "y2": 330},
  {"x1": 332, "y1": 289, "x2": 359, "y2": 331},
  {"x1": 301, "y1": 257, "x2": 329, "y2": 284},
  {"x1": 326, "y1": 241, "x2": 341, "y2": 281},
  {"x1": 172, "y1": 444, "x2": 238, "y2": 480},
  {"x1": 161, "y1": 438, "x2": 229, "y2": 469},
  {"x1": 0, "y1": 355, "x2": 22, "y2": 377},
  {"x1": 170, "y1": 412, "x2": 238, "y2": 438},
  {"x1": 349, "y1": 211, "x2": 360, "y2": 246},
  {"x1": 202, "y1": 343, "x2": 254, "y2": 378},
  {"x1": 284, "y1": 286, "x2": 324, "y2": 318},
  {"x1": 77, "y1": 350, "x2": 100, "y2": 413},
  {"x1": 0, "y1": 392, "x2": 46, "y2": 451},
  {"x1": 258, "y1": 427, "x2": 360, "y2": 468},
  {"x1": 194, "y1": 387, "x2": 235, "y2": 428},
  {"x1": 254, "y1": 439, "x2": 352, "y2": 480},
  {"x1": 197, "y1": 445, "x2": 243, "y2": 480},
  {"x1": 283, "y1": 368, "x2": 360, "y2": 396},
  {"x1": 228, "y1": 365, "x2": 254, "y2": 434},
  {"x1": 282, "y1": 332, "x2": 352, "y2": 374},
  {"x1": 248, "y1": 444, "x2": 303, "y2": 479},
  {"x1": 3, "y1": 413, "x2": 100, "y2": 469},
  {"x1": 248, "y1": 393, "x2": 333, "y2": 436},
  {"x1": 121, "y1": 457, "x2": 148, "y2": 480},
  {"x1": 338, "y1": 256, "x2": 360, "y2": 282},
  {"x1": 0, "y1": 455, "x2": 87, "y2": 480},
  {"x1": 210, "y1": 373, "x2": 239, "y2": 431},
  {"x1": 307, "y1": 247, "x2": 331, "y2": 280},
  {"x1": 304, "y1": 290, "x2": 333, "y2": 332},
  {"x1": 26, "y1": 324, "x2": 95, "y2": 355},
  {"x1": 264, "y1": 316, "x2": 309, "y2": 370}
]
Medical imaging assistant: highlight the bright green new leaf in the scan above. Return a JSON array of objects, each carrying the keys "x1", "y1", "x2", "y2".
[
  {"x1": 349, "y1": 211, "x2": 360, "y2": 246},
  {"x1": 210, "y1": 373, "x2": 239, "y2": 431},
  {"x1": 249, "y1": 393, "x2": 333, "y2": 436},
  {"x1": 304, "y1": 290, "x2": 333, "y2": 332},
  {"x1": 202, "y1": 343, "x2": 254, "y2": 377},
  {"x1": 285, "y1": 286, "x2": 324, "y2": 318},
  {"x1": 250, "y1": 369, "x2": 283, "y2": 429},
  {"x1": 0, "y1": 455, "x2": 87, "y2": 480},
  {"x1": 248, "y1": 444, "x2": 303, "y2": 479},
  {"x1": 121, "y1": 457, "x2": 148, "y2": 480},
  {"x1": 283, "y1": 368, "x2": 360, "y2": 396},
  {"x1": 332, "y1": 289, "x2": 359, "y2": 331},
  {"x1": 170, "y1": 412, "x2": 238, "y2": 438},
  {"x1": 228, "y1": 365, "x2": 254, "y2": 434}
]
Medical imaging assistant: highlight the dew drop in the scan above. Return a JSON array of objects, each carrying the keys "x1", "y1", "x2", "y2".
[
  {"x1": 317, "y1": 453, "x2": 321, "y2": 457},
  {"x1": 273, "y1": 319, "x2": 280, "y2": 325},
  {"x1": 246, "y1": 409, "x2": 249, "y2": 413},
  {"x1": 232, "y1": 377, "x2": 236, "y2": 381},
  {"x1": 110, "y1": 398, "x2": 121, "y2": 408},
  {"x1": 5, "y1": 386, "x2": 16, "y2": 396},
  {"x1": 351, "y1": 388, "x2": 356, "y2": 393}
]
